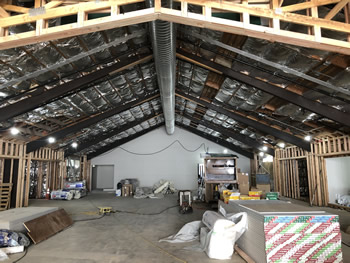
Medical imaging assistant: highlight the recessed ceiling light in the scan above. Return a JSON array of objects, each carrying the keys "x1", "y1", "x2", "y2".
[
  {"x1": 304, "y1": 135, "x2": 312, "y2": 142},
  {"x1": 259, "y1": 152, "x2": 264, "y2": 157},
  {"x1": 71, "y1": 142, "x2": 78, "y2": 148},
  {"x1": 48, "y1": 137, "x2": 56, "y2": 144},
  {"x1": 10, "y1": 127, "x2": 20, "y2": 135},
  {"x1": 223, "y1": 149, "x2": 228, "y2": 154},
  {"x1": 262, "y1": 146, "x2": 268, "y2": 152},
  {"x1": 278, "y1": 142, "x2": 285, "y2": 148}
]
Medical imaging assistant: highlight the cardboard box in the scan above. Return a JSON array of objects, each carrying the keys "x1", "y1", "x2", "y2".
[
  {"x1": 240, "y1": 195, "x2": 260, "y2": 200},
  {"x1": 237, "y1": 172, "x2": 249, "y2": 195},
  {"x1": 122, "y1": 184, "x2": 133, "y2": 197},
  {"x1": 256, "y1": 184, "x2": 271, "y2": 198},
  {"x1": 249, "y1": 191, "x2": 262, "y2": 197}
]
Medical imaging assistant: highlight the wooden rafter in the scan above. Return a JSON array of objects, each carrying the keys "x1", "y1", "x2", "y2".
[
  {"x1": 324, "y1": 0, "x2": 350, "y2": 20},
  {"x1": 280, "y1": 0, "x2": 341, "y2": 12},
  {"x1": 0, "y1": 0, "x2": 348, "y2": 54}
]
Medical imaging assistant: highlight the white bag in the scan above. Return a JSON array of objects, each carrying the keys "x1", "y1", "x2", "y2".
[{"x1": 204, "y1": 212, "x2": 248, "y2": 260}]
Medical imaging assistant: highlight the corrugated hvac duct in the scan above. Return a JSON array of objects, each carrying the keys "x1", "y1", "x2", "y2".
[{"x1": 146, "y1": 0, "x2": 176, "y2": 134}]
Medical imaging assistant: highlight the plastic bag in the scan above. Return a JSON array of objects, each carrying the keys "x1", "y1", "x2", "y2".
[
  {"x1": 159, "y1": 221, "x2": 203, "y2": 243},
  {"x1": 0, "y1": 230, "x2": 30, "y2": 247},
  {"x1": 204, "y1": 212, "x2": 248, "y2": 260}
]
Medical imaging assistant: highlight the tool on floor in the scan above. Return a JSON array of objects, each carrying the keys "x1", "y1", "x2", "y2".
[
  {"x1": 98, "y1": 207, "x2": 112, "y2": 215},
  {"x1": 178, "y1": 190, "x2": 193, "y2": 214}
]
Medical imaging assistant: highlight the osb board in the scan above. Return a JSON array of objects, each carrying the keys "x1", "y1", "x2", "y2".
[{"x1": 24, "y1": 208, "x2": 73, "y2": 244}]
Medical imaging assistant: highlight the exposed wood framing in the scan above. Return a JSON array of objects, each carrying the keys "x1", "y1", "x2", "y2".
[
  {"x1": 0, "y1": 0, "x2": 349, "y2": 54},
  {"x1": 273, "y1": 135, "x2": 350, "y2": 206},
  {"x1": 177, "y1": 49, "x2": 350, "y2": 127},
  {"x1": 176, "y1": 122, "x2": 255, "y2": 159},
  {"x1": 0, "y1": 53, "x2": 153, "y2": 122},
  {"x1": 179, "y1": 112, "x2": 275, "y2": 156},
  {"x1": 80, "y1": 155, "x2": 91, "y2": 191},
  {"x1": 26, "y1": 93, "x2": 160, "y2": 153},
  {"x1": 176, "y1": 91, "x2": 311, "y2": 151},
  {"x1": 0, "y1": 139, "x2": 67, "y2": 208},
  {"x1": 65, "y1": 113, "x2": 162, "y2": 157},
  {"x1": 26, "y1": 147, "x2": 65, "y2": 202}
]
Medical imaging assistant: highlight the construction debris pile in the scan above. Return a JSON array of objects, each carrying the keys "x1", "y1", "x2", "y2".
[{"x1": 50, "y1": 180, "x2": 87, "y2": 201}]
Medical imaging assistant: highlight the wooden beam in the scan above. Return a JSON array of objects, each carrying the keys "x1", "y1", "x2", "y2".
[
  {"x1": 0, "y1": 6, "x2": 9, "y2": 18},
  {"x1": 177, "y1": 49, "x2": 350, "y2": 128},
  {"x1": 324, "y1": 0, "x2": 350, "y2": 20},
  {"x1": 160, "y1": 1, "x2": 350, "y2": 55},
  {"x1": 0, "y1": 4, "x2": 29, "y2": 14},
  {"x1": 0, "y1": 0, "x2": 349, "y2": 55},
  {"x1": 44, "y1": 1, "x2": 63, "y2": 9},
  {"x1": 26, "y1": 93, "x2": 160, "y2": 153},
  {"x1": 176, "y1": 91, "x2": 311, "y2": 151},
  {"x1": 176, "y1": 122, "x2": 255, "y2": 159},
  {"x1": 0, "y1": 53, "x2": 152, "y2": 122},
  {"x1": 0, "y1": 8, "x2": 156, "y2": 50},
  {"x1": 174, "y1": 0, "x2": 350, "y2": 34},
  {"x1": 65, "y1": 113, "x2": 162, "y2": 157},
  {"x1": 281, "y1": 0, "x2": 341, "y2": 12},
  {"x1": 180, "y1": 112, "x2": 275, "y2": 156}
]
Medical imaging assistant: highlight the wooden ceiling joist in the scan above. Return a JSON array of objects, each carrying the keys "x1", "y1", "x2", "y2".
[
  {"x1": 176, "y1": 122, "x2": 255, "y2": 159},
  {"x1": 176, "y1": 90, "x2": 311, "y2": 151},
  {"x1": 26, "y1": 93, "x2": 160, "y2": 153},
  {"x1": 65, "y1": 113, "x2": 162, "y2": 157},
  {"x1": 0, "y1": 53, "x2": 153, "y2": 123},
  {"x1": 87, "y1": 122, "x2": 164, "y2": 159},
  {"x1": 181, "y1": 112, "x2": 275, "y2": 156},
  {"x1": 0, "y1": 0, "x2": 349, "y2": 54},
  {"x1": 177, "y1": 49, "x2": 350, "y2": 128}
]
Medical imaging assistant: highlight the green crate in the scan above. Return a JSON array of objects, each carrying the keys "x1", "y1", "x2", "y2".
[{"x1": 266, "y1": 192, "x2": 279, "y2": 200}]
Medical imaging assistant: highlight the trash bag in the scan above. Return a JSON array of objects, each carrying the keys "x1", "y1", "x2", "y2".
[{"x1": 0, "y1": 230, "x2": 30, "y2": 247}]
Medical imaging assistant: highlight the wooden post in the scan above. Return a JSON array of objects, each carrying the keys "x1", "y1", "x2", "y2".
[
  {"x1": 37, "y1": 161, "x2": 43, "y2": 199},
  {"x1": 24, "y1": 152, "x2": 32, "y2": 206}
]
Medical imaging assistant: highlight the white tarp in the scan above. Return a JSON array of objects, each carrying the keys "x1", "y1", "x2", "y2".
[{"x1": 159, "y1": 221, "x2": 203, "y2": 243}]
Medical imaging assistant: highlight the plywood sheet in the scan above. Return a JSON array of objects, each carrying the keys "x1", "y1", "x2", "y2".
[{"x1": 24, "y1": 208, "x2": 73, "y2": 244}]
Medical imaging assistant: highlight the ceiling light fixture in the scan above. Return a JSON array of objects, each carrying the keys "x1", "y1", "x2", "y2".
[
  {"x1": 278, "y1": 142, "x2": 285, "y2": 148},
  {"x1": 48, "y1": 137, "x2": 56, "y2": 144},
  {"x1": 304, "y1": 135, "x2": 312, "y2": 142},
  {"x1": 223, "y1": 149, "x2": 228, "y2": 154},
  {"x1": 259, "y1": 152, "x2": 264, "y2": 157},
  {"x1": 10, "y1": 127, "x2": 20, "y2": 135},
  {"x1": 262, "y1": 146, "x2": 268, "y2": 152},
  {"x1": 71, "y1": 142, "x2": 78, "y2": 148}
]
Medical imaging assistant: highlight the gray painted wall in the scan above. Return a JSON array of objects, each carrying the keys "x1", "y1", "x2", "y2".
[
  {"x1": 95, "y1": 165, "x2": 114, "y2": 189},
  {"x1": 91, "y1": 127, "x2": 251, "y2": 190},
  {"x1": 326, "y1": 156, "x2": 350, "y2": 203}
]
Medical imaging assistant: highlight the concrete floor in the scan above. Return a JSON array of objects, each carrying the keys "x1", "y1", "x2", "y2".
[
  {"x1": 5, "y1": 193, "x2": 350, "y2": 263},
  {"x1": 7, "y1": 192, "x2": 244, "y2": 263}
]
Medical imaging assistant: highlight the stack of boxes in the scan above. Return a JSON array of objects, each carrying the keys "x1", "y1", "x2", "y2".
[
  {"x1": 223, "y1": 190, "x2": 240, "y2": 203},
  {"x1": 122, "y1": 184, "x2": 133, "y2": 197}
]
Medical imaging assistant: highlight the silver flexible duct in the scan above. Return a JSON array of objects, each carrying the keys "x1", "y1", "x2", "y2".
[{"x1": 146, "y1": 0, "x2": 176, "y2": 134}]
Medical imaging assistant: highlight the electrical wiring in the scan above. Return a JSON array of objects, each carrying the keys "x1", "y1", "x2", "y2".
[
  {"x1": 113, "y1": 205, "x2": 178, "y2": 215},
  {"x1": 117, "y1": 140, "x2": 207, "y2": 156},
  {"x1": 74, "y1": 214, "x2": 106, "y2": 222},
  {"x1": 12, "y1": 247, "x2": 28, "y2": 263}
]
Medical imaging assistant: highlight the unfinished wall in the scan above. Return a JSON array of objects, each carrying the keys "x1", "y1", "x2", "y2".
[
  {"x1": 91, "y1": 127, "x2": 250, "y2": 190},
  {"x1": 326, "y1": 156, "x2": 350, "y2": 203}
]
